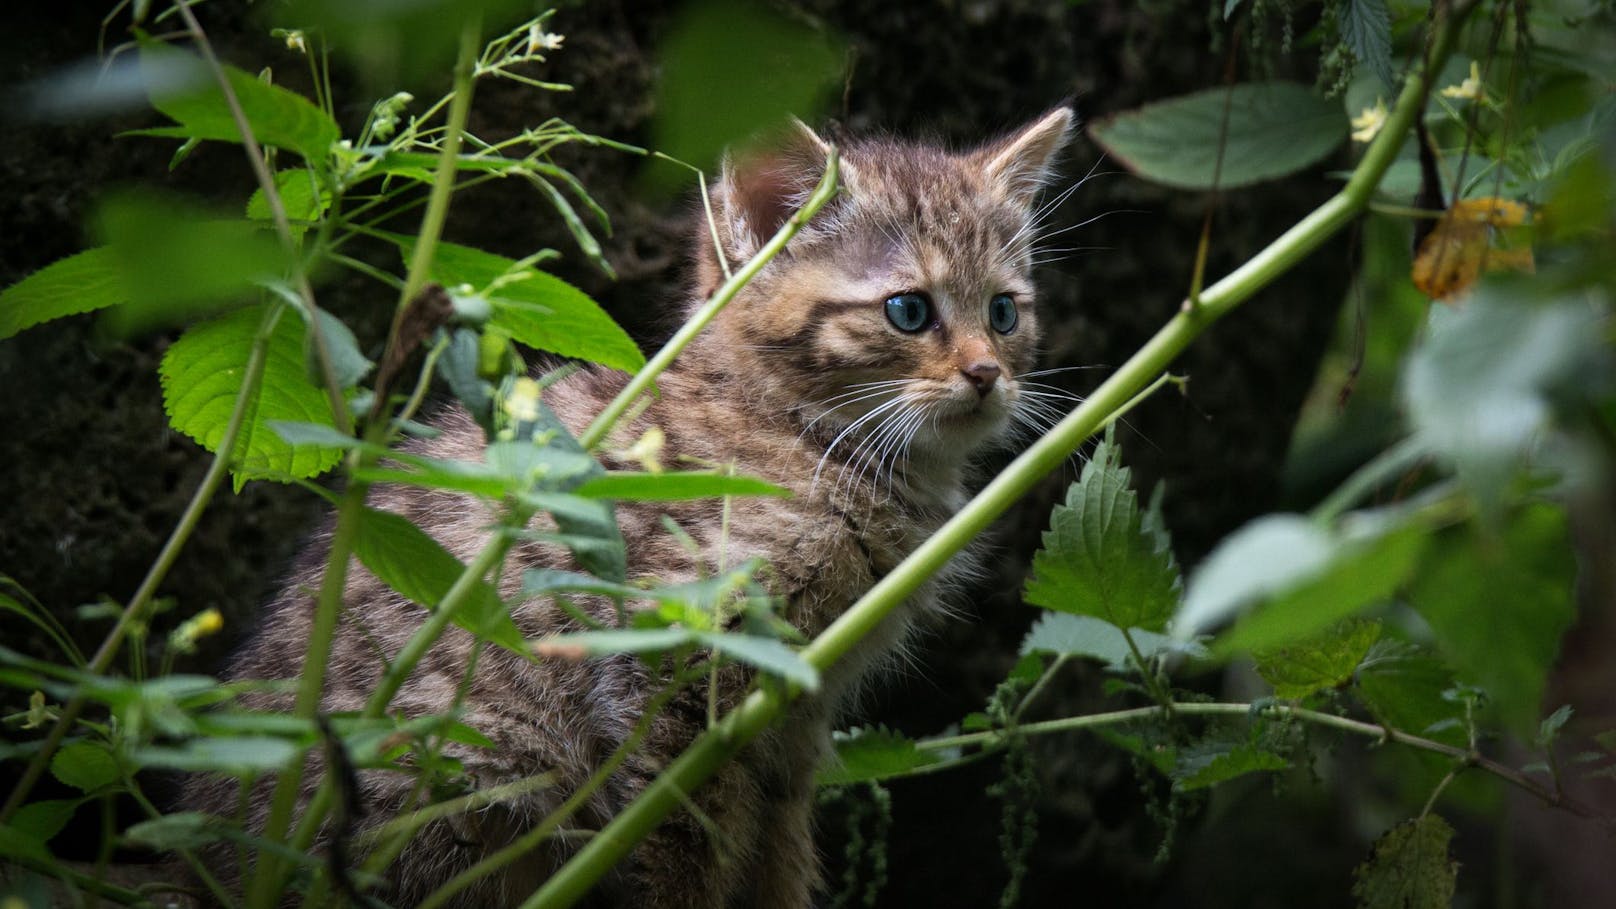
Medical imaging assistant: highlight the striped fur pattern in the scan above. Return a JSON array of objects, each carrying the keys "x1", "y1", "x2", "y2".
[{"x1": 186, "y1": 108, "x2": 1075, "y2": 908}]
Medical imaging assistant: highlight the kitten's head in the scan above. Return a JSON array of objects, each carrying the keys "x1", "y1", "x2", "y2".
[{"x1": 694, "y1": 107, "x2": 1075, "y2": 474}]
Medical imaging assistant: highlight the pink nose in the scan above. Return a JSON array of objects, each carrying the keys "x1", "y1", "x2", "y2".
[{"x1": 962, "y1": 361, "x2": 1001, "y2": 395}]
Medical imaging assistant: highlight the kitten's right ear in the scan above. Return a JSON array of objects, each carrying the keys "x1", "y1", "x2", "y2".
[
  {"x1": 713, "y1": 119, "x2": 849, "y2": 265},
  {"x1": 975, "y1": 106, "x2": 1077, "y2": 208}
]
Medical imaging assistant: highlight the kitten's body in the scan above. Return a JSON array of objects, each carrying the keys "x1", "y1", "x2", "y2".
[{"x1": 188, "y1": 109, "x2": 1074, "y2": 907}]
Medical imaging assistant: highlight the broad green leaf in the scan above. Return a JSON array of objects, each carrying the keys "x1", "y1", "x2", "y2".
[
  {"x1": 1171, "y1": 740, "x2": 1290, "y2": 791},
  {"x1": 391, "y1": 237, "x2": 644, "y2": 373},
  {"x1": 160, "y1": 305, "x2": 344, "y2": 488},
  {"x1": 1408, "y1": 505, "x2": 1577, "y2": 734},
  {"x1": 1340, "y1": 0, "x2": 1395, "y2": 89},
  {"x1": 10, "y1": 799, "x2": 79, "y2": 845},
  {"x1": 1024, "y1": 434, "x2": 1181, "y2": 632},
  {"x1": 1213, "y1": 525, "x2": 1427, "y2": 657},
  {"x1": 1354, "y1": 639, "x2": 1465, "y2": 746},
  {"x1": 696, "y1": 631, "x2": 818, "y2": 690},
  {"x1": 300, "y1": 307, "x2": 372, "y2": 389},
  {"x1": 142, "y1": 47, "x2": 339, "y2": 162},
  {"x1": 1255, "y1": 618, "x2": 1382, "y2": 700},
  {"x1": 130, "y1": 736, "x2": 300, "y2": 774},
  {"x1": 352, "y1": 507, "x2": 525, "y2": 654},
  {"x1": 0, "y1": 248, "x2": 124, "y2": 340},
  {"x1": 1020, "y1": 612, "x2": 1204, "y2": 670},
  {"x1": 122, "y1": 812, "x2": 227, "y2": 851},
  {"x1": 1175, "y1": 515, "x2": 1333, "y2": 637},
  {"x1": 93, "y1": 191, "x2": 289, "y2": 335},
  {"x1": 1401, "y1": 290, "x2": 1605, "y2": 512},
  {"x1": 50, "y1": 741, "x2": 120, "y2": 793},
  {"x1": 1351, "y1": 815, "x2": 1458, "y2": 909},
  {"x1": 818, "y1": 726, "x2": 944, "y2": 786},
  {"x1": 0, "y1": 823, "x2": 51, "y2": 862},
  {"x1": 246, "y1": 168, "x2": 330, "y2": 224},
  {"x1": 572, "y1": 471, "x2": 791, "y2": 501},
  {"x1": 1088, "y1": 81, "x2": 1347, "y2": 190}
]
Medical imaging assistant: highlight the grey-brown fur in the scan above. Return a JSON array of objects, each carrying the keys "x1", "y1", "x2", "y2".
[{"x1": 185, "y1": 108, "x2": 1075, "y2": 907}]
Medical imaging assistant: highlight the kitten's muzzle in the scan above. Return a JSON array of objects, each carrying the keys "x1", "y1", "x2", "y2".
[{"x1": 961, "y1": 360, "x2": 1001, "y2": 396}]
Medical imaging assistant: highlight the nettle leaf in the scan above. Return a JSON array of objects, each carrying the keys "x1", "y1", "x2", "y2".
[
  {"x1": 1408, "y1": 505, "x2": 1577, "y2": 734},
  {"x1": 353, "y1": 507, "x2": 525, "y2": 654},
  {"x1": 0, "y1": 248, "x2": 124, "y2": 340},
  {"x1": 1352, "y1": 815, "x2": 1458, "y2": 909},
  {"x1": 1354, "y1": 639, "x2": 1464, "y2": 746},
  {"x1": 140, "y1": 47, "x2": 339, "y2": 162},
  {"x1": 1025, "y1": 433, "x2": 1181, "y2": 632},
  {"x1": 1020, "y1": 612, "x2": 1205, "y2": 670},
  {"x1": 572, "y1": 472, "x2": 791, "y2": 501},
  {"x1": 1340, "y1": 0, "x2": 1395, "y2": 89},
  {"x1": 1402, "y1": 289, "x2": 1605, "y2": 512},
  {"x1": 50, "y1": 741, "x2": 120, "y2": 793},
  {"x1": 818, "y1": 726, "x2": 944, "y2": 786},
  {"x1": 1088, "y1": 81, "x2": 1347, "y2": 190},
  {"x1": 1255, "y1": 617, "x2": 1382, "y2": 700},
  {"x1": 1171, "y1": 739, "x2": 1291, "y2": 791},
  {"x1": 392, "y1": 237, "x2": 644, "y2": 373},
  {"x1": 160, "y1": 304, "x2": 344, "y2": 489}
]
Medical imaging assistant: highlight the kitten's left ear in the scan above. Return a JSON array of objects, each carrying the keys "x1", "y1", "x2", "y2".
[
  {"x1": 716, "y1": 118, "x2": 852, "y2": 264},
  {"x1": 975, "y1": 106, "x2": 1077, "y2": 208}
]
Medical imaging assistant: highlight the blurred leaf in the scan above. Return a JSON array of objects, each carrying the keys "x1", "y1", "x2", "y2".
[
  {"x1": 1408, "y1": 506, "x2": 1577, "y2": 734},
  {"x1": 696, "y1": 631, "x2": 817, "y2": 691},
  {"x1": 1352, "y1": 815, "x2": 1458, "y2": 909},
  {"x1": 122, "y1": 812, "x2": 227, "y2": 851},
  {"x1": 130, "y1": 736, "x2": 300, "y2": 774},
  {"x1": 49, "y1": 741, "x2": 120, "y2": 793},
  {"x1": 299, "y1": 307, "x2": 372, "y2": 390},
  {"x1": 267, "y1": 0, "x2": 533, "y2": 88},
  {"x1": 1255, "y1": 618, "x2": 1382, "y2": 700},
  {"x1": 1537, "y1": 705, "x2": 1574, "y2": 747},
  {"x1": 1171, "y1": 739, "x2": 1290, "y2": 791},
  {"x1": 439, "y1": 327, "x2": 495, "y2": 425},
  {"x1": 1340, "y1": 0, "x2": 1395, "y2": 89},
  {"x1": 1176, "y1": 515, "x2": 1333, "y2": 636},
  {"x1": 138, "y1": 46, "x2": 339, "y2": 163},
  {"x1": 1020, "y1": 613, "x2": 1205, "y2": 670},
  {"x1": 1025, "y1": 432, "x2": 1181, "y2": 632},
  {"x1": 523, "y1": 568, "x2": 644, "y2": 602},
  {"x1": 160, "y1": 304, "x2": 344, "y2": 489},
  {"x1": 819, "y1": 726, "x2": 944, "y2": 786},
  {"x1": 1088, "y1": 82, "x2": 1346, "y2": 190},
  {"x1": 246, "y1": 168, "x2": 330, "y2": 240},
  {"x1": 572, "y1": 472, "x2": 790, "y2": 501},
  {"x1": 1411, "y1": 198, "x2": 1534, "y2": 301},
  {"x1": 1354, "y1": 639, "x2": 1465, "y2": 746},
  {"x1": 647, "y1": 0, "x2": 843, "y2": 191},
  {"x1": 9, "y1": 799, "x2": 79, "y2": 846},
  {"x1": 93, "y1": 191, "x2": 289, "y2": 335},
  {"x1": 0, "y1": 248, "x2": 124, "y2": 341},
  {"x1": 0, "y1": 823, "x2": 52, "y2": 862},
  {"x1": 352, "y1": 507, "x2": 526, "y2": 654}
]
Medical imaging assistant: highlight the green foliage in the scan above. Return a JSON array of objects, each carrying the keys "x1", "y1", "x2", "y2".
[
  {"x1": 0, "y1": 249, "x2": 124, "y2": 341},
  {"x1": 571, "y1": 472, "x2": 790, "y2": 501},
  {"x1": 1338, "y1": 0, "x2": 1395, "y2": 89},
  {"x1": 1256, "y1": 617, "x2": 1382, "y2": 700},
  {"x1": 48, "y1": 741, "x2": 120, "y2": 793},
  {"x1": 1021, "y1": 612, "x2": 1200, "y2": 669},
  {"x1": 819, "y1": 727, "x2": 945, "y2": 786},
  {"x1": 1351, "y1": 815, "x2": 1458, "y2": 909},
  {"x1": 1171, "y1": 739, "x2": 1292, "y2": 791},
  {"x1": 1087, "y1": 82, "x2": 1347, "y2": 190},
  {"x1": 135, "y1": 47, "x2": 340, "y2": 162}
]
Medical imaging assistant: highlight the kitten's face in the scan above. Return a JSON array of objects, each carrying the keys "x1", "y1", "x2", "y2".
[{"x1": 702, "y1": 109, "x2": 1074, "y2": 479}]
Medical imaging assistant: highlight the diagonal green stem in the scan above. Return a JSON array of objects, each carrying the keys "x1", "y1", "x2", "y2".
[{"x1": 524, "y1": 5, "x2": 1473, "y2": 904}]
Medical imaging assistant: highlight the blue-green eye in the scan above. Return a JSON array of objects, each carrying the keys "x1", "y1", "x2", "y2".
[
  {"x1": 989, "y1": 294, "x2": 1018, "y2": 334},
  {"x1": 884, "y1": 293, "x2": 931, "y2": 332}
]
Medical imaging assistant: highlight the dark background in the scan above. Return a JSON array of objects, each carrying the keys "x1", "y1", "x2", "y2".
[{"x1": 2, "y1": 1, "x2": 1592, "y2": 906}]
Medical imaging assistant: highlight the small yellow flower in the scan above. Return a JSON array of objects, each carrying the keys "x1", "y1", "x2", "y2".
[
  {"x1": 284, "y1": 30, "x2": 307, "y2": 55},
  {"x1": 1441, "y1": 61, "x2": 1485, "y2": 101},
  {"x1": 168, "y1": 607, "x2": 225, "y2": 655},
  {"x1": 619, "y1": 427, "x2": 666, "y2": 474},
  {"x1": 526, "y1": 24, "x2": 565, "y2": 55},
  {"x1": 1350, "y1": 98, "x2": 1388, "y2": 144},
  {"x1": 504, "y1": 376, "x2": 543, "y2": 425}
]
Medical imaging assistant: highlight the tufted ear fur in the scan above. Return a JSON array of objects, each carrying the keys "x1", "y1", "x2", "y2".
[
  {"x1": 974, "y1": 106, "x2": 1076, "y2": 208},
  {"x1": 705, "y1": 119, "x2": 849, "y2": 275}
]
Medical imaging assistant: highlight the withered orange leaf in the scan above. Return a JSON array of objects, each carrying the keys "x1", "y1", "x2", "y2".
[{"x1": 1412, "y1": 197, "x2": 1534, "y2": 302}]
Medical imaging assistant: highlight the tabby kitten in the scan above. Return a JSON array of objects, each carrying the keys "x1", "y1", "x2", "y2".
[{"x1": 187, "y1": 107, "x2": 1075, "y2": 907}]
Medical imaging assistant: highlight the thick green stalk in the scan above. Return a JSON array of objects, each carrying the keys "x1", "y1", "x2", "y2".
[
  {"x1": 0, "y1": 303, "x2": 288, "y2": 824},
  {"x1": 525, "y1": 7, "x2": 1471, "y2": 904},
  {"x1": 579, "y1": 151, "x2": 840, "y2": 450}
]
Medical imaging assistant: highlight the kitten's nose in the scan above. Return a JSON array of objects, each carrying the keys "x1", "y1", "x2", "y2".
[{"x1": 962, "y1": 360, "x2": 1001, "y2": 395}]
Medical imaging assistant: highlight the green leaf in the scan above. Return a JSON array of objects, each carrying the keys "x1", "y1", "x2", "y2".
[
  {"x1": 1351, "y1": 815, "x2": 1458, "y2": 909},
  {"x1": 818, "y1": 726, "x2": 944, "y2": 786},
  {"x1": 1340, "y1": 0, "x2": 1395, "y2": 89},
  {"x1": 572, "y1": 471, "x2": 791, "y2": 501},
  {"x1": 1354, "y1": 639, "x2": 1465, "y2": 746},
  {"x1": 0, "y1": 823, "x2": 52, "y2": 862},
  {"x1": 267, "y1": 0, "x2": 533, "y2": 85},
  {"x1": 122, "y1": 812, "x2": 228, "y2": 851},
  {"x1": 49, "y1": 741, "x2": 120, "y2": 793},
  {"x1": 1407, "y1": 505, "x2": 1577, "y2": 734},
  {"x1": 0, "y1": 248, "x2": 125, "y2": 340},
  {"x1": 142, "y1": 47, "x2": 339, "y2": 162},
  {"x1": 1020, "y1": 612, "x2": 1205, "y2": 670},
  {"x1": 10, "y1": 799, "x2": 79, "y2": 846},
  {"x1": 1088, "y1": 81, "x2": 1347, "y2": 190},
  {"x1": 1255, "y1": 618, "x2": 1382, "y2": 700},
  {"x1": 1537, "y1": 705, "x2": 1574, "y2": 747},
  {"x1": 1024, "y1": 433, "x2": 1181, "y2": 632},
  {"x1": 695, "y1": 631, "x2": 818, "y2": 691},
  {"x1": 391, "y1": 237, "x2": 644, "y2": 373},
  {"x1": 93, "y1": 191, "x2": 290, "y2": 335},
  {"x1": 129, "y1": 737, "x2": 300, "y2": 774},
  {"x1": 536, "y1": 627, "x2": 695, "y2": 657},
  {"x1": 1171, "y1": 740, "x2": 1290, "y2": 791},
  {"x1": 523, "y1": 568, "x2": 645, "y2": 602},
  {"x1": 299, "y1": 307, "x2": 372, "y2": 389},
  {"x1": 246, "y1": 168, "x2": 330, "y2": 224},
  {"x1": 160, "y1": 304, "x2": 344, "y2": 488},
  {"x1": 352, "y1": 507, "x2": 526, "y2": 654}
]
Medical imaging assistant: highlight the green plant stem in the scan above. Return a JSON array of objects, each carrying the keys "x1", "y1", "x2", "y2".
[
  {"x1": 525, "y1": 8, "x2": 1472, "y2": 904},
  {"x1": 1312, "y1": 435, "x2": 1429, "y2": 522},
  {"x1": 0, "y1": 303, "x2": 288, "y2": 824},
  {"x1": 579, "y1": 150, "x2": 841, "y2": 450}
]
